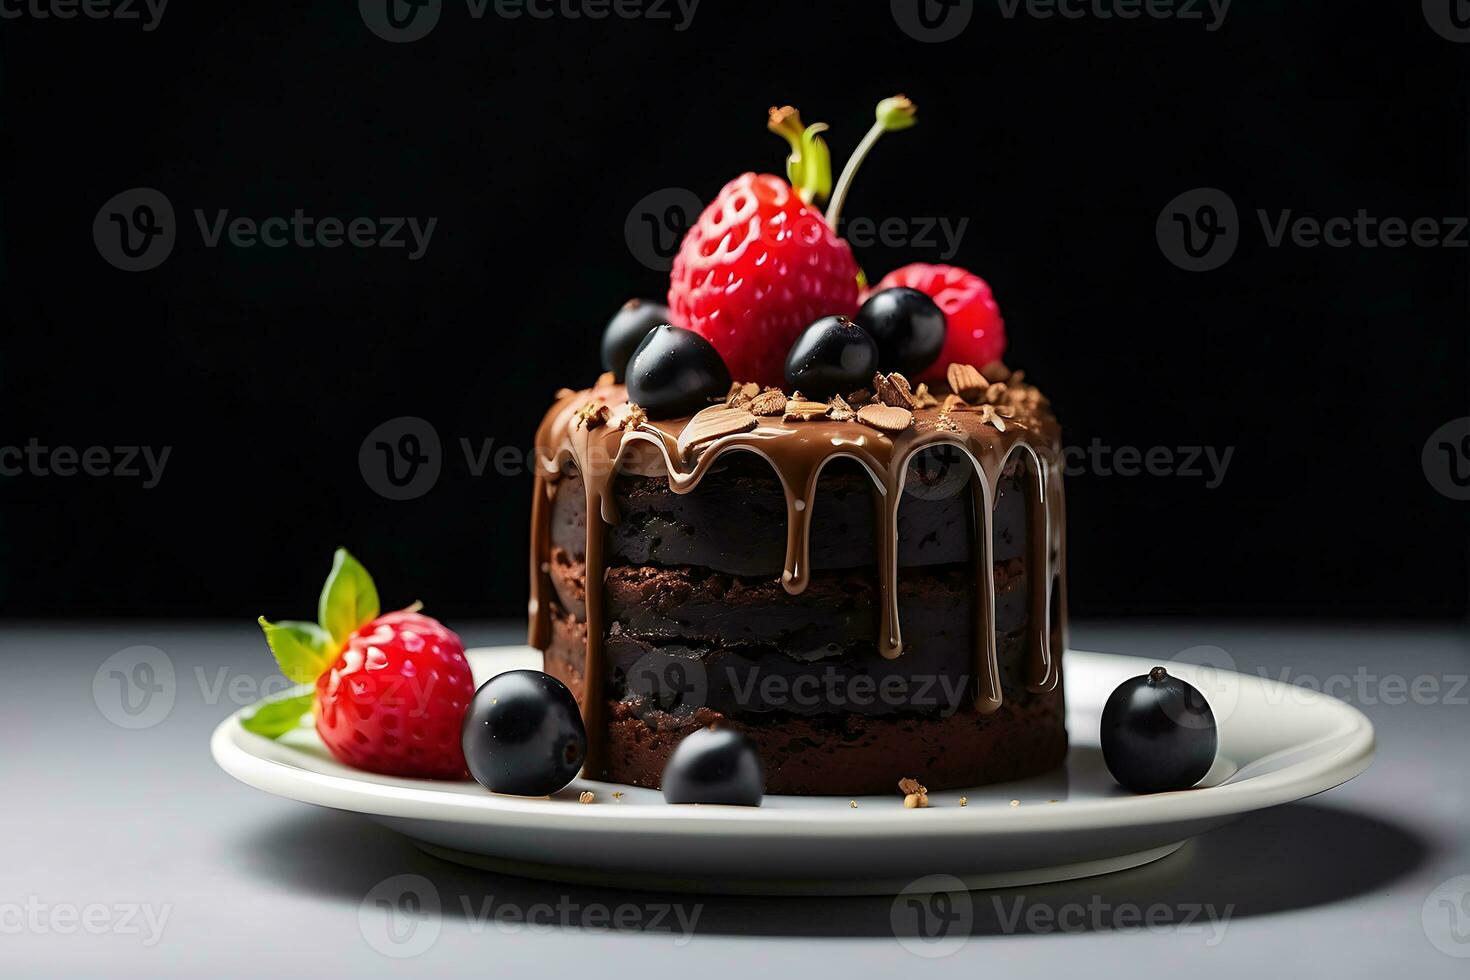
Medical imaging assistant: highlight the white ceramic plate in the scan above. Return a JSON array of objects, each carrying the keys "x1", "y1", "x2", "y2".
[{"x1": 212, "y1": 646, "x2": 1373, "y2": 895}]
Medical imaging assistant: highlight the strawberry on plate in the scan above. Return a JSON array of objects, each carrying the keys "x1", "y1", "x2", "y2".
[{"x1": 246, "y1": 549, "x2": 475, "y2": 780}]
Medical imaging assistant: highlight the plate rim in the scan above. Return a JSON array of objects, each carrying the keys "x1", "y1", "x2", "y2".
[{"x1": 211, "y1": 647, "x2": 1374, "y2": 837}]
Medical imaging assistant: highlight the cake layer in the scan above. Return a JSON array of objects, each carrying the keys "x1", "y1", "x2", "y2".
[
  {"x1": 544, "y1": 587, "x2": 1035, "y2": 718},
  {"x1": 586, "y1": 690, "x2": 1066, "y2": 795},
  {"x1": 550, "y1": 451, "x2": 1030, "y2": 577},
  {"x1": 548, "y1": 552, "x2": 1029, "y2": 650}
]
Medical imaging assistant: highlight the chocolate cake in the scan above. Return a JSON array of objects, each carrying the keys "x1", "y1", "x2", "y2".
[{"x1": 529, "y1": 369, "x2": 1067, "y2": 795}]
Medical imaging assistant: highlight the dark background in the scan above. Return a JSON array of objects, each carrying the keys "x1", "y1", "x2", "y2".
[{"x1": 1, "y1": 1, "x2": 1466, "y2": 621}]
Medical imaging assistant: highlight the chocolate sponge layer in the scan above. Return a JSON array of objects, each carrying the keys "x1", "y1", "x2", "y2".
[{"x1": 551, "y1": 452, "x2": 1028, "y2": 578}]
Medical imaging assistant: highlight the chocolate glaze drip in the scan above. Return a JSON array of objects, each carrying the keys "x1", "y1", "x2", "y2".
[{"x1": 530, "y1": 383, "x2": 1066, "y2": 777}]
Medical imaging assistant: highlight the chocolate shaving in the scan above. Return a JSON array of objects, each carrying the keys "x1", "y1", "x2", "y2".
[
  {"x1": 983, "y1": 382, "x2": 1008, "y2": 404},
  {"x1": 980, "y1": 360, "x2": 1011, "y2": 383},
  {"x1": 725, "y1": 381, "x2": 761, "y2": 410},
  {"x1": 828, "y1": 394, "x2": 855, "y2": 422},
  {"x1": 595, "y1": 371, "x2": 616, "y2": 389},
  {"x1": 946, "y1": 363, "x2": 988, "y2": 401},
  {"x1": 678, "y1": 405, "x2": 758, "y2": 454},
  {"x1": 846, "y1": 387, "x2": 873, "y2": 406},
  {"x1": 857, "y1": 403, "x2": 914, "y2": 433},
  {"x1": 783, "y1": 398, "x2": 831, "y2": 421},
  {"x1": 749, "y1": 388, "x2": 787, "y2": 417},
  {"x1": 978, "y1": 404, "x2": 1007, "y2": 432},
  {"x1": 941, "y1": 393, "x2": 975, "y2": 414},
  {"x1": 913, "y1": 382, "x2": 939, "y2": 408},
  {"x1": 578, "y1": 791, "x2": 595, "y2": 804},
  {"x1": 874, "y1": 371, "x2": 918, "y2": 410}
]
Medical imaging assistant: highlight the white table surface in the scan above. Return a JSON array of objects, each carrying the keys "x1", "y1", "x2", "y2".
[{"x1": 4, "y1": 620, "x2": 1467, "y2": 978}]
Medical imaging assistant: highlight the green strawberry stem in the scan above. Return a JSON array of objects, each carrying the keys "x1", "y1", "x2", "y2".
[
  {"x1": 824, "y1": 95, "x2": 918, "y2": 231},
  {"x1": 251, "y1": 548, "x2": 384, "y2": 740},
  {"x1": 768, "y1": 105, "x2": 832, "y2": 207}
]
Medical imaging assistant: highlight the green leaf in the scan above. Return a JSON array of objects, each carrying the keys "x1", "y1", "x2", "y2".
[
  {"x1": 240, "y1": 690, "x2": 314, "y2": 739},
  {"x1": 318, "y1": 548, "x2": 380, "y2": 646},
  {"x1": 257, "y1": 617, "x2": 336, "y2": 683}
]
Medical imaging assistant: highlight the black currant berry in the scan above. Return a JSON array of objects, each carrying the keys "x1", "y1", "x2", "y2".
[
  {"x1": 661, "y1": 727, "x2": 764, "y2": 806},
  {"x1": 625, "y1": 324, "x2": 731, "y2": 419},
  {"x1": 1100, "y1": 666, "x2": 1217, "y2": 794},
  {"x1": 462, "y1": 669, "x2": 587, "y2": 797},
  {"x1": 600, "y1": 298, "x2": 670, "y2": 383},
  {"x1": 783, "y1": 315, "x2": 880, "y2": 398},
  {"x1": 854, "y1": 286, "x2": 946, "y2": 376}
]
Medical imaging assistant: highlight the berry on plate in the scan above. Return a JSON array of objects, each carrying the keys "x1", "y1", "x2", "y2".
[
  {"x1": 853, "y1": 286, "x2": 946, "y2": 376},
  {"x1": 1100, "y1": 666, "x2": 1217, "y2": 794},
  {"x1": 870, "y1": 263, "x2": 1006, "y2": 382},
  {"x1": 462, "y1": 669, "x2": 587, "y2": 797},
  {"x1": 784, "y1": 314, "x2": 879, "y2": 398},
  {"x1": 625, "y1": 323, "x2": 731, "y2": 419},
  {"x1": 661, "y1": 726, "x2": 764, "y2": 806},
  {"x1": 601, "y1": 298, "x2": 670, "y2": 383},
  {"x1": 248, "y1": 549, "x2": 475, "y2": 780}
]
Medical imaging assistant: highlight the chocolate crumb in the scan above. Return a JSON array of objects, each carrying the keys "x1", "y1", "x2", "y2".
[
  {"x1": 578, "y1": 791, "x2": 595, "y2": 804},
  {"x1": 573, "y1": 401, "x2": 611, "y2": 430},
  {"x1": 959, "y1": 796, "x2": 969, "y2": 807}
]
